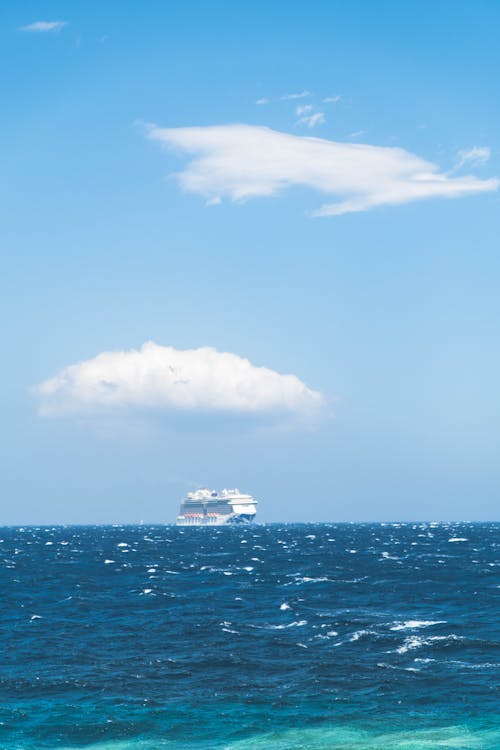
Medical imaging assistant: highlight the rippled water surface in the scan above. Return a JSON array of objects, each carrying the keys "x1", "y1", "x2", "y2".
[{"x1": 1, "y1": 523, "x2": 499, "y2": 749}]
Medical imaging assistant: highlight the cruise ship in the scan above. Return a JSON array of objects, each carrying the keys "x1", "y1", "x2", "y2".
[{"x1": 176, "y1": 488, "x2": 257, "y2": 526}]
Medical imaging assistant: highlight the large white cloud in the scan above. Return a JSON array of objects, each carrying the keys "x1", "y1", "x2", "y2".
[
  {"x1": 146, "y1": 123, "x2": 498, "y2": 216},
  {"x1": 34, "y1": 342, "x2": 324, "y2": 424}
]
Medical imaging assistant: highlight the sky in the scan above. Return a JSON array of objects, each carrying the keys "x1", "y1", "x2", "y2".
[{"x1": 1, "y1": 1, "x2": 500, "y2": 524}]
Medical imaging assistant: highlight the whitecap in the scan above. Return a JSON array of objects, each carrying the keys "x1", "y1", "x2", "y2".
[
  {"x1": 390, "y1": 620, "x2": 446, "y2": 631},
  {"x1": 377, "y1": 662, "x2": 420, "y2": 673},
  {"x1": 349, "y1": 629, "x2": 375, "y2": 642},
  {"x1": 380, "y1": 551, "x2": 400, "y2": 560},
  {"x1": 414, "y1": 657, "x2": 435, "y2": 664},
  {"x1": 396, "y1": 634, "x2": 463, "y2": 654},
  {"x1": 265, "y1": 620, "x2": 308, "y2": 630},
  {"x1": 280, "y1": 602, "x2": 291, "y2": 611},
  {"x1": 395, "y1": 636, "x2": 427, "y2": 654}
]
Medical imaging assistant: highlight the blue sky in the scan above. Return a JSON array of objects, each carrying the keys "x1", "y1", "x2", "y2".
[{"x1": 1, "y1": 1, "x2": 499, "y2": 523}]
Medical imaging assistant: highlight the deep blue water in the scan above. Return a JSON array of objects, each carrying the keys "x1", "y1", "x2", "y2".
[{"x1": 1, "y1": 523, "x2": 499, "y2": 749}]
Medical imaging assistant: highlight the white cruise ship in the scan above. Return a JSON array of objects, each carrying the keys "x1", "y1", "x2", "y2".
[{"x1": 176, "y1": 488, "x2": 257, "y2": 526}]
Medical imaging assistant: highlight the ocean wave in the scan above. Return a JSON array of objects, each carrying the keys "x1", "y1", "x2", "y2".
[
  {"x1": 390, "y1": 620, "x2": 447, "y2": 631},
  {"x1": 51, "y1": 721, "x2": 500, "y2": 750},
  {"x1": 257, "y1": 619, "x2": 308, "y2": 630},
  {"x1": 349, "y1": 628, "x2": 377, "y2": 642},
  {"x1": 395, "y1": 633, "x2": 464, "y2": 654}
]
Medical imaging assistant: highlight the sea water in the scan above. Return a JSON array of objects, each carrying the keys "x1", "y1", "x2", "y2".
[{"x1": 1, "y1": 523, "x2": 498, "y2": 749}]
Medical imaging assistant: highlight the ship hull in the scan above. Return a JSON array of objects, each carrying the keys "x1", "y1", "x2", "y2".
[{"x1": 176, "y1": 512, "x2": 255, "y2": 526}]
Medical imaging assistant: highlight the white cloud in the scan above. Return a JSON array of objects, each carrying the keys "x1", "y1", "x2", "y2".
[
  {"x1": 256, "y1": 97, "x2": 270, "y2": 105},
  {"x1": 455, "y1": 146, "x2": 491, "y2": 170},
  {"x1": 19, "y1": 20, "x2": 67, "y2": 32},
  {"x1": 296, "y1": 104, "x2": 313, "y2": 116},
  {"x1": 34, "y1": 342, "x2": 324, "y2": 425},
  {"x1": 297, "y1": 112, "x2": 326, "y2": 128},
  {"x1": 281, "y1": 90, "x2": 311, "y2": 100},
  {"x1": 323, "y1": 95, "x2": 341, "y2": 103},
  {"x1": 146, "y1": 123, "x2": 498, "y2": 216}
]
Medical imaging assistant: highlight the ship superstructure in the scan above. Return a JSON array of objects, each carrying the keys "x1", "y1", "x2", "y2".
[{"x1": 176, "y1": 488, "x2": 257, "y2": 526}]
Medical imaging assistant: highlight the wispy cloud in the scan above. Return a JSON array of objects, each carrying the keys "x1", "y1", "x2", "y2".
[
  {"x1": 34, "y1": 342, "x2": 324, "y2": 426},
  {"x1": 146, "y1": 123, "x2": 499, "y2": 217},
  {"x1": 323, "y1": 95, "x2": 341, "y2": 103},
  {"x1": 454, "y1": 146, "x2": 491, "y2": 170},
  {"x1": 296, "y1": 105, "x2": 313, "y2": 116},
  {"x1": 281, "y1": 90, "x2": 311, "y2": 101},
  {"x1": 297, "y1": 112, "x2": 325, "y2": 128},
  {"x1": 255, "y1": 97, "x2": 270, "y2": 105},
  {"x1": 19, "y1": 20, "x2": 67, "y2": 33}
]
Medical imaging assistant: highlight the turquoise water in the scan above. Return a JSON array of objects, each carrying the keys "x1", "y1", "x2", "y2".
[{"x1": 1, "y1": 523, "x2": 498, "y2": 749}]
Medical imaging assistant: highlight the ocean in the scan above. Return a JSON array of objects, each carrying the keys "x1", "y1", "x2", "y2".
[{"x1": 1, "y1": 523, "x2": 498, "y2": 749}]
